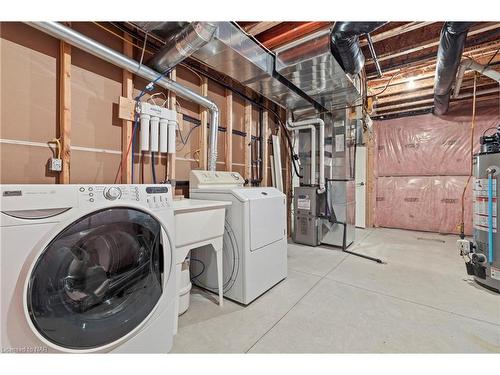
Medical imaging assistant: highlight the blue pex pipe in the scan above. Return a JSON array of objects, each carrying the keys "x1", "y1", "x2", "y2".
[{"x1": 487, "y1": 173, "x2": 494, "y2": 264}]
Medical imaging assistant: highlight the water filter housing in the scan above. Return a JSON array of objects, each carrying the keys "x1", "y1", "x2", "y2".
[{"x1": 139, "y1": 102, "x2": 177, "y2": 153}]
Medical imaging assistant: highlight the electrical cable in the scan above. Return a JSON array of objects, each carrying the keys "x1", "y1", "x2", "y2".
[
  {"x1": 47, "y1": 138, "x2": 61, "y2": 159},
  {"x1": 179, "y1": 62, "x2": 302, "y2": 178},
  {"x1": 131, "y1": 69, "x2": 172, "y2": 183},
  {"x1": 368, "y1": 71, "x2": 401, "y2": 98},
  {"x1": 99, "y1": 22, "x2": 299, "y2": 183},
  {"x1": 459, "y1": 72, "x2": 478, "y2": 239},
  {"x1": 151, "y1": 152, "x2": 157, "y2": 184},
  {"x1": 485, "y1": 48, "x2": 499, "y2": 68},
  {"x1": 177, "y1": 123, "x2": 201, "y2": 152},
  {"x1": 138, "y1": 31, "x2": 148, "y2": 69},
  {"x1": 189, "y1": 258, "x2": 206, "y2": 280},
  {"x1": 114, "y1": 113, "x2": 139, "y2": 184}
]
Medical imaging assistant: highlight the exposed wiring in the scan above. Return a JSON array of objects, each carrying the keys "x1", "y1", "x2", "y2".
[
  {"x1": 115, "y1": 69, "x2": 172, "y2": 183},
  {"x1": 459, "y1": 72, "x2": 478, "y2": 239},
  {"x1": 151, "y1": 152, "x2": 157, "y2": 184},
  {"x1": 147, "y1": 92, "x2": 167, "y2": 106},
  {"x1": 177, "y1": 123, "x2": 200, "y2": 151},
  {"x1": 179, "y1": 62, "x2": 203, "y2": 81},
  {"x1": 189, "y1": 258, "x2": 206, "y2": 280},
  {"x1": 93, "y1": 22, "x2": 155, "y2": 55},
  {"x1": 138, "y1": 31, "x2": 148, "y2": 69},
  {"x1": 482, "y1": 126, "x2": 498, "y2": 138},
  {"x1": 114, "y1": 113, "x2": 139, "y2": 184},
  {"x1": 368, "y1": 71, "x2": 401, "y2": 97},
  {"x1": 485, "y1": 48, "x2": 499, "y2": 68},
  {"x1": 47, "y1": 138, "x2": 61, "y2": 159},
  {"x1": 99, "y1": 22, "x2": 298, "y2": 183}
]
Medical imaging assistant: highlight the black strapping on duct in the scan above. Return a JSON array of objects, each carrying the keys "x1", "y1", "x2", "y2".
[
  {"x1": 330, "y1": 22, "x2": 387, "y2": 76},
  {"x1": 433, "y1": 22, "x2": 475, "y2": 115}
]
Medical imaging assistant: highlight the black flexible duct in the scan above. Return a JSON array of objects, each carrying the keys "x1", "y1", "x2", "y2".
[
  {"x1": 330, "y1": 22, "x2": 387, "y2": 76},
  {"x1": 433, "y1": 22, "x2": 475, "y2": 115}
]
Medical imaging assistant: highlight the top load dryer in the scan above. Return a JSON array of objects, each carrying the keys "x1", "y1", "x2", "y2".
[{"x1": 189, "y1": 170, "x2": 287, "y2": 305}]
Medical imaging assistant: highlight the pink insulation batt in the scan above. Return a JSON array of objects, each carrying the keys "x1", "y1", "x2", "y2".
[{"x1": 373, "y1": 101, "x2": 498, "y2": 235}]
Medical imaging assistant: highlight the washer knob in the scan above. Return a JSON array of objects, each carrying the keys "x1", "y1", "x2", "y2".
[{"x1": 104, "y1": 186, "x2": 121, "y2": 200}]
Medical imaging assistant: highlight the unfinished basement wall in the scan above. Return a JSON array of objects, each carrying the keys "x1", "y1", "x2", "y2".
[
  {"x1": 372, "y1": 99, "x2": 499, "y2": 235},
  {"x1": 0, "y1": 22, "x2": 280, "y2": 189}
]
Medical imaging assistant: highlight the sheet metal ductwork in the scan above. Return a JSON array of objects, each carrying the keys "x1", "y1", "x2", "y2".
[
  {"x1": 148, "y1": 22, "x2": 217, "y2": 73},
  {"x1": 433, "y1": 22, "x2": 474, "y2": 115},
  {"x1": 330, "y1": 22, "x2": 387, "y2": 76}
]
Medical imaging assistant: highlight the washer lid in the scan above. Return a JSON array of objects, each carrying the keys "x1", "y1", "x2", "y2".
[{"x1": 26, "y1": 207, "x2": 165, "y2": 351}]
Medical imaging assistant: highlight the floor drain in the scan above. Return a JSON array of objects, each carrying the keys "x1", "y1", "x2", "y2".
[{"x1": 416, "y1": 237, "x2": 446, "y2": 243}]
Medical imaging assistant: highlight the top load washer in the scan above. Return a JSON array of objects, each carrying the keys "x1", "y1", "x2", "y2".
[
  {"x1": 189, "y1": 171, "x2": 287, "y2": 305},
  {"x1": 1, "y1": 184, "x2": 176, "y2": 353}
]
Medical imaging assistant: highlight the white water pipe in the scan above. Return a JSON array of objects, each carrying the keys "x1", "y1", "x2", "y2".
[{"x1": 287, "y1": 117, "x2": 325, "y2": 193}]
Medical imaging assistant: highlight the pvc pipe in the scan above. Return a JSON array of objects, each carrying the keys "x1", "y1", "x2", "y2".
[
  {"x1": 140, "y1": 113, "x2": 150, "y2": 151},
  {"x1": 159, "y1": 118, "x2": 168, "y2": 153},
  {"x1": 150, "y1": 116, "x2": 159, "y2": 152},
  {"x1": 167, "y1": 120, "x2": 177, "y2": 154},
  {"x1": 28, "y1": 22, "x2": 220, "y2": 172},
  {"x1": 287, "y1": 122, "x2": 316, "y2": 187},
  {"x1": 287, "y1": 117, "x2": 325, "y2": 193}
]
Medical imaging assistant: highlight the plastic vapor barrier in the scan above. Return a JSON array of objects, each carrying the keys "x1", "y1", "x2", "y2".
[
  {"x1": 373, "y1": 101, "x2": 498, "y2": 235},
  {"x1": 375, "y1": 176, "x2": 472, "y2": 235}
]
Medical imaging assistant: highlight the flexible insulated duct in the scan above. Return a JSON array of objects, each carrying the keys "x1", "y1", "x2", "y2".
[
  {"x1": 148, "y1": 22, "x2": 217, "y2": 73},
  {"x1": 433, "y1": 22, "x2": 474, "y2": 115},
  {"x1": 330, "y1": 22, "x2": 387, "y2": 76},
  {"x1": 28, "y1": 21, "x2": 221, "y2": 172}
]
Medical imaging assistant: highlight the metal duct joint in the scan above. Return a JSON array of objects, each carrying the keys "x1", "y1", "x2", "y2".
[
  {"x1": 330, "y1": 22, "x2": 387, "y2": 76},
  {"x1": 433, "y1": 22, "x2": 474, "y2": 115},
  {"x1": 148, "y1": 22, "x2": 217, "y2": 73},
  {"x1": 28, "y1": 21, "x2": 221, "y2": 172}
]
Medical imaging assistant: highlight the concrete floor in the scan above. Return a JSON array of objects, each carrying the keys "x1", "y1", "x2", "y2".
[{"x1": 172, "y1": 228, "x2": 500, "y2": 353}]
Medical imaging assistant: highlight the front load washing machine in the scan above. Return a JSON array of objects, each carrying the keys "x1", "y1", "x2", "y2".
[
  {"x1": 1, "y1": 184, "x2": 176, "y2": 353},
  {"x1": 189, "y1": 171, "x2": 287, "y2": 305}
]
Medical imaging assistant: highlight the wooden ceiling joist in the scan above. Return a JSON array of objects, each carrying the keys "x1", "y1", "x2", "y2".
[
  {"x1": 258, "y1": 22, "x2": 330, "y2": 49},
  {"x1": 242, "y1": 21, "x2": 282, "y2": 36},
  {"x1": 360, "y1": 21, "x2": 437, "y2": 46},
  {"x1": 365, "y1": 22, "x2": 500, "y2": 65}
]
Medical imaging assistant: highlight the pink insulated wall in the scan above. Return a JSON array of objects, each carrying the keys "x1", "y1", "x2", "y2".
[{"x1": 373, "y1": 101, "x2": 499, "y2": 235}]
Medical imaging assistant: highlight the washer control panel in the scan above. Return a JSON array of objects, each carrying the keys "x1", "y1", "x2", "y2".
[
  {"x1": 78, "y1": 184, "x2": 172, "y2": 209},
  {"x1": 189, "y1": 170, "x2": 244, "y2": 189}
]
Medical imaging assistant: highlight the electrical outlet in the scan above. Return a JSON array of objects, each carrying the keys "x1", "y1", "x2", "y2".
[
  {"x1": 49, "y1": 158, "x2": 62, "y2": 172},
  {"x1": 457, "y1": 239, "x2": 471, "y2": 255}
]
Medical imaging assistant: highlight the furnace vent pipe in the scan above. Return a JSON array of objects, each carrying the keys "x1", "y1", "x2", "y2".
[
  {"x1": 28, "y1": 21, "x2": 220, "y2": 171},
  {"x1": 287, "y1": 117, "x2": 325, "y2": 193},
  {"x1": 433, "y1": 22, "x2": 474, "y2": 115},
  {"x1": 148, "y1": 22, "x2": 217, "y2": 73},
  {"x1": 330, "y1": 22, "x2": 387, "y2": 76},
  {"x1": 453, "y1": 58, "x2": 500, "y2": 98}
]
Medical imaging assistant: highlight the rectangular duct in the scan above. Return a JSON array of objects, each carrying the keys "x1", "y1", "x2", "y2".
[
  {"x1": 275, "y1": 29, "x2": 362, "y2": 111},
  {"x1": 191, "y1": 22, "x2": 314, "y2": 112}
]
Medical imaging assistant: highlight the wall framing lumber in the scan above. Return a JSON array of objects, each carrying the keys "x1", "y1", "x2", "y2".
[
  {"x1": 121, "y1": 33, "x2": 134, "y2": 184},
  {"x1": 244, "y1": 91, "x2": 252, "y2": 181},
  {"x1": 225, "y1": 89, "x2": 233, "y2": 172},
  {"x1": 167, "y1": 68, "x2": 177, "y2": 181},
  {"x1": 199, "y1": 76, "x2": 208, "y2": 170},
  {"x1": 59, "y1": 41, "x2": 71, "y2": 184},
  {"x1": 262, "y1": 106, "x2": 270, "y2": 186}
]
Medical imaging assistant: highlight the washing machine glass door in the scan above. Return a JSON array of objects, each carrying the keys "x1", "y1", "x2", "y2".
[{"x1": 26, "y1": 207, "x2": 165, "y2": 350}]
